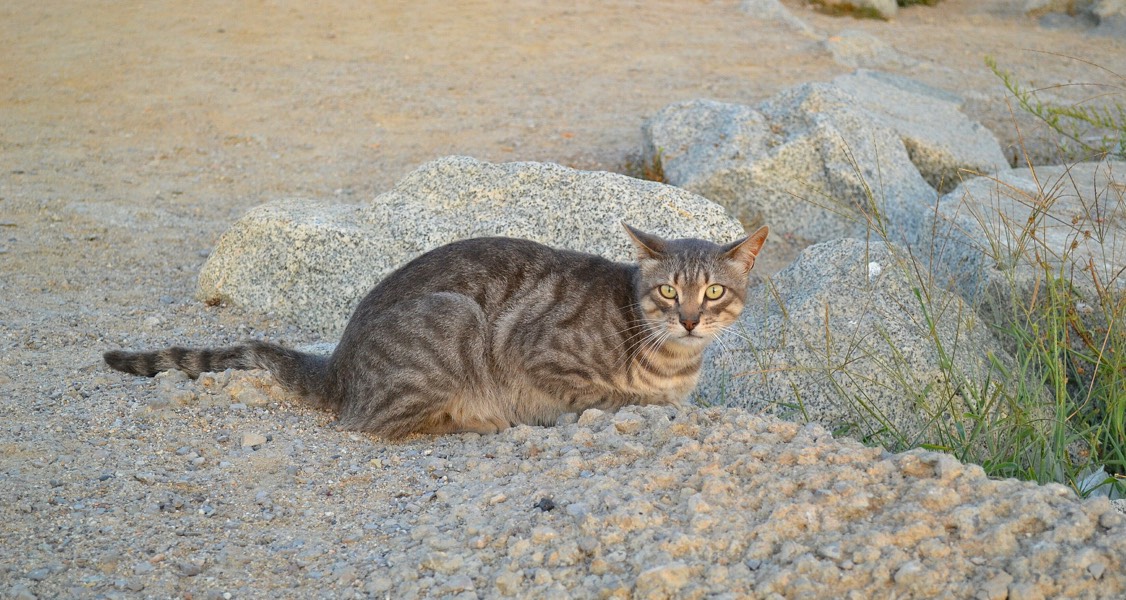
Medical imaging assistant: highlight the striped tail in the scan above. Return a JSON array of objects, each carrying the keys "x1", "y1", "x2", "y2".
[{"x1": 104, "y1": 341, "x2": 330, "y2": 402}]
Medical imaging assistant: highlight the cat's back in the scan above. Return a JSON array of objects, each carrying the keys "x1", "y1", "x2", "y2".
[{"x1": 352, "y1": 237, "x2": 635, "y2": 317}]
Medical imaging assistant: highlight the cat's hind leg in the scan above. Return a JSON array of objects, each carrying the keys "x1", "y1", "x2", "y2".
[{"x1": 333, "y1": 292, "x2": 507, "y2": 438}]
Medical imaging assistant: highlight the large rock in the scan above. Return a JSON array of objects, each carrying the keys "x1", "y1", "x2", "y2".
[
  {"x1": 197, "y1": 156, "x2": 746, "y2": 335},
  {"x1": 644, "y1": 72, "x2": 1006, "y2": 244},
  {"x1": 695, "y1": 238, "x2": 1039, "y2": 449},
  {"x1": 829, "y1": 70, "x2": 1009, "y2": 192},
  {"x1": 925, "y1": 160, "x2": 1126, "y2": 330},
  {"x1": 644, "y1": 83, "x2": 937, "y2": 244}
]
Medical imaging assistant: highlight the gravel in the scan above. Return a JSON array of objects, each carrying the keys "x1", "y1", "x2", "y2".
[{"x1": 3, "y1": 371, "x2": 1123, "y2": 598}]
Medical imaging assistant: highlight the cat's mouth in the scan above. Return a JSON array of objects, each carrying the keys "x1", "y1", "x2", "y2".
[{"x1": 674, "y1": 329, "x2": 710, "y2": 342}]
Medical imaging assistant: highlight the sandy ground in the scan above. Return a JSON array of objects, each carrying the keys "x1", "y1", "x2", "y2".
[{"x1": 3, "y1": 0, "x2": 1126, "y2": 597}]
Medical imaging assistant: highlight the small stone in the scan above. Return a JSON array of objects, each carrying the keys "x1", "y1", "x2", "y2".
[
  {"x1": 494, "y1": 570, "x2": 523, "y2": 595},
  {"x1": 534, "y1": 497, "x2": 555, "y2": 512},
  {"x1": 817, "y1": 543, "x2": 842, "y2": 561},
  {"x1": 612, "y1": 413, "x2": 645, "y2": 434},
  {"x1": 565, "y1": 502, "x2": 589, "y2": 518},
  {"x1": 635, "y1": 562, "x2": 691, "y2": 595},
  {"x1": 8, "y1": 584, "x2": 36, "y2": 600},
  {"x1": 489, "y1": 493, "x2": 507, "y2": 505},
  {"x1": 240, "y1": 432, "x2": 267, "y2": 448},
  {"x1": 132, "y1": 562, "x2": 154, "y2": 575},
  {"x1": 531, "y1": 526, "x2": 559, "y2": 543},
  {"x1": 334, "y1": 565, "x2": 358, "y2": 586},
  {"x1": 178, "y1": 561, "x2": 203, "y2": 577},
  {"x1": 1099, "y1": 511, "x2": 1123, "y2": 528},
  {"x1": 577, "y1": 409, "x2": 606, "y2": 426},
  {"x1": 227, "y1": 379, "x2": 270, "y2": 407},
  {"x1": 25, "y1": 568, "x2": 50, "y2": 581},
  {"x1": 170, "y1": 390, "x2": 196, "y2": 405},
  {"x1": 1008, "y1": 583, "x2": 1045, "y2": 600},
  {"x1": 894, "y1": 560, "x2": 924, "y2": 585},
  {"x1": 443, "y1": 574, "x2": 474, "y2": 592},
  {"x1": 365, "y1": 577, "x2": 393, "y2": 594},
  {"x1": 1087, "y1": 561, "x2": 1106, "y2": 579}
]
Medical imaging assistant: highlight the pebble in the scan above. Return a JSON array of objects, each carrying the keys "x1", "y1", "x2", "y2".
[
  {"x1": 178, "y1": 561, "x2": 203, "y2": 577},
  {"x1": 240, "y1": 432, "x2": 267, "y2": 448},
  {"x1": 25, "y1": 568, "x2": 50, "y2": 581},
  {"x1": 635, "y1": 562, "x2": 691, "y2": 594}
]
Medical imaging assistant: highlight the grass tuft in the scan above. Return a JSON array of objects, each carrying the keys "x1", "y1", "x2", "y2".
[
  {"x1": 987, "y1": 55, "x2": 1126, "y2": 162},
  {"x1": 620, "y1": 149, "x2": 667, "y2": 184}
]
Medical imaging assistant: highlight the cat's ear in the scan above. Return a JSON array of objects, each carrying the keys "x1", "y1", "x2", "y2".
[
  {"x1": 723, "y1": 225, "x2": 769, "y2": 274},
  {"x1": 622, "y1": 222, "x2": 667, "y2": 260}
]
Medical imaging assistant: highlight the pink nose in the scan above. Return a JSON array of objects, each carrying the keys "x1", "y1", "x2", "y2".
[{"x1": 680, "y1": 317, "x2": 698, "y2": 332}]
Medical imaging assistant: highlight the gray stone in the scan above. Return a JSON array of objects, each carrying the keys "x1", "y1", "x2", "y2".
[
  {"x1": 240, "y1": 432, "x2": 268, "y2": 448},
  {"x1": 1031, "y1": 0, "x2": 1126, "y2": 34},
  {"x1": 696, "y1": 238, "x2": 1036, "y2": 447},
  {"x1": 829, "y1": 70, "x2": 1009, "y2": 192},
  {"x1": 1092, "y1": 0, "x2": 1126, "y2": 35},
  {"x1": 645, "y1": 84, "x2": 936, "y2": 244},
  {"x1": 645, "y1": 72, "x2": 1005, "y2": 247},
  {"x1": 925, "y1": 161, "x2": 1126, "y2": 331},
  {"x1": 635, "y1": 562, "x2": 692, "y2": 595},
  {"x1": 198, "y1": 156, "x2": 744, "y2": 335}
]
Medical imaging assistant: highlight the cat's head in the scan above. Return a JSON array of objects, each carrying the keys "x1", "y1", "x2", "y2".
[{"x1": 624, "y1": 223, "x2": 769, "y2": 348}]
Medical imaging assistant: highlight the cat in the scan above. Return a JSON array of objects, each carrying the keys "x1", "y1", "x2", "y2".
[{"x1": 105, "y1": 223, "x2": 768, "y2": 438}]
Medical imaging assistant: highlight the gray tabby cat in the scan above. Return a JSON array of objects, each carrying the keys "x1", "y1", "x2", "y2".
[{"x1": 105, "y1": 223, "x2": 768, "y2": 438}]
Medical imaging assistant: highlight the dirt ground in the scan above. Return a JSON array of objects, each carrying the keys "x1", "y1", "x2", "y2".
[{"x1": 2, "y1": 0, "x2": 1125, "y2": 595}]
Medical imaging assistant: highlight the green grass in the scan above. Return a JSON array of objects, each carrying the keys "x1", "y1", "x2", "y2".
[
  {"x1": 807, "y1": 1, "x2": 886, "y2": 20},
  {"x1": 620, "y1": 149, "x2": 667, "y2": 184},
  {"x1": 987, "y1": 55, "x2": 1126, "y2": 161},
  {"x1": 806, "y1": 0, "x2": 942, "y2": 20}
]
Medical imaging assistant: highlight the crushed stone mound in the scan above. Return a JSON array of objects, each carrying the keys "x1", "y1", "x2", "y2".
[{"x1": 12, "y1": 370, "x2": 1121, "y2": 598}]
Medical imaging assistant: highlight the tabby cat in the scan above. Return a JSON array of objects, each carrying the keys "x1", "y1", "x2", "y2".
[{"x1": 105, "y1": 223, "x2": 768, "y2": 438}]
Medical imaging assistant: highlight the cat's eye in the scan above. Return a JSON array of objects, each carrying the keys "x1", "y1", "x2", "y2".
[
  {"x1": 658, "y1": 285, "x2": 677, "y2": 299},
  {"x1": 705, "y1": 284, "x2": 725, "y2": 300}
]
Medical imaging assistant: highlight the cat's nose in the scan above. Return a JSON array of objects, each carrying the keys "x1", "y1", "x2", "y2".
[{"x1": 680, "y1": 316, "x2": 698, "y2": 331}]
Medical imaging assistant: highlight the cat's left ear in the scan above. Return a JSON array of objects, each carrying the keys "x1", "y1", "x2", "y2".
[
  {"x1": 723, "y1": 225, "x2": 769, "y2": 274},
  {"x1": 622, "y1": 222, "x2": 667, "y2": 260}
]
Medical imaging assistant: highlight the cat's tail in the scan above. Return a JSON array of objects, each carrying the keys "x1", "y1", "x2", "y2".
[{"x1": 103, "y1": 341, "x2": 331, "y2": 404}]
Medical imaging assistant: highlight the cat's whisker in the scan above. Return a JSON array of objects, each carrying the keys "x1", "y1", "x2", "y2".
[{"x1": 717, "y1": 325, "x2": 756, "y2": 347}]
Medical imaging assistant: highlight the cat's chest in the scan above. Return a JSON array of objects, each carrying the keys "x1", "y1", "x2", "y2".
[{"x1": 618, "y1": 349, "x2": 703, "y2": 404}]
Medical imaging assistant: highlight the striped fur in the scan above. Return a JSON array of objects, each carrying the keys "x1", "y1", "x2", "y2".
[{"x1": 105, "y1": 224, "x2": 768, "y2": 439}]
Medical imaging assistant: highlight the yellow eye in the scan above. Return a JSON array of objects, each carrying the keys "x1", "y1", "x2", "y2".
[
  {"x1": 705, "y1": 284, "x2": 725, "y2": 300},
  {"x1": 658, "y1": 285, "x2": 677, "y2": 299}
]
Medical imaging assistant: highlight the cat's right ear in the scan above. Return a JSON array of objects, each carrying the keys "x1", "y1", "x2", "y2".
[
  {"x1": 622, "y1": 222, "x2": 666, "y2": 260},
  {"x1": 723, "y1": 225, "x2": 769, "y2": 274}
]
